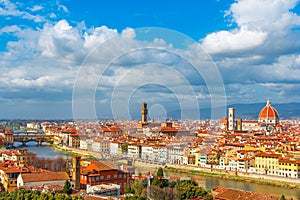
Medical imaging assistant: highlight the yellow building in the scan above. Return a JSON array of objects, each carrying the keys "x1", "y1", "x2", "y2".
[
  {"x1": 0, "y1": 165, "x2": 31, "y2": 191},
  {"x1": 255, "y1": 152, "x2": 281, "y2": 175},
  {"x1": 244, "y1": 145, "x2": 265, "y2": 152},
  {"x1": 69, "y1": 134, "x2": 80, "y2": 148},
  {"x1": 279, "y1": 158, "x2": 300, "y2": 178}
]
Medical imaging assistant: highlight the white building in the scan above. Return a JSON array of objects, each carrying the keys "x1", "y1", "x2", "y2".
[
  {"x1": 91, "y1": 139, "x2": 110, "y2": 153},
  {"x1": 80, "y1": 139, "x2": 93, "y2": 151},
  {"x1": 166, "y1": 142, "x2": 187, "y2": 164},
  {"x1": 26, "y1": 122, "x2": 41, "y2": 130},
  {"x1": 128, "y1": 144, "x2": 141, "y2": 159},
  {"x1": 141, "y1": 145, "x2": 154, "y2": 160},
  {"x1": 110, "y1": 142, "x2": 120, "y2": 156},
  {"x1": 154, "y1": 146, "x2": 167, "y2": 163}
]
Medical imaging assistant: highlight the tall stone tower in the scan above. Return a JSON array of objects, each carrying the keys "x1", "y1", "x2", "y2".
[
  {"x1": 141, "y1": 102, "x2": 148, "y2": 125},
  {"x1": 228, "y1": 107, "x2": 235, "y2": 131},
  {"x1": 72, "y1": 155, "x2": 81, "y2": 190}
]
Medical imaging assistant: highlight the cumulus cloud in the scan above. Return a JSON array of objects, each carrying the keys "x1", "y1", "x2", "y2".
[
  {"x1": 202, "y1": 0, "x2": 300, "y2": 56},
  {"x1": 200, "y1": 0, "x2": 300, "y2": 105},
  {"x1": 201, "y1": 28, "x2": 267, "y2": 53},
  {"x1": 121, "y1": 27, "x2": 136, "y2": 39},
  {"x1": 2, "y1": 0, "x2": 300, "y2": 119},
  {"x1": 228, "y1": 0, "x2": 300, "y2": 30},
  {"x1": 83, "y1": 26, "x2": 118, "y2": 49}
]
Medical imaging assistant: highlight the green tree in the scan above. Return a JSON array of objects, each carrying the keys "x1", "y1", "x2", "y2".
[
  {"x1": 203, "y1": 193, "x2": 214, "y2": 200},
  {"x1": 122, "y1": 144, "x2": 128, "y2": 153},
  {"x1": 157, "y1": 167, "x2": 164, "y2": 177},
  {"x1": 152, "y1": 167, "x2": 168, "y2": 188},
  {"x1": 125, "y1": 195, "x2": 148, "y2": 200},
  {"x1": 280, "y1": 195, "x2": 286, "y2": 200},
  {"x1": 63, "y1": 180, "x2": 73, "y2": 195},
  {"x1": 125, "y1": 184, "x2": 133, "y2": 194},
  {"x1": 176, "y1": 180, "x2": 208, "y2": 200},
  {"x1": 131, "y1": 179, "x2": 145, "y2": 196}
]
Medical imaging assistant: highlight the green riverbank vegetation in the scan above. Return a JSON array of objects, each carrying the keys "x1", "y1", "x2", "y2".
[
  {"x1": 125, "y1": 167, "x2": 213, "y2": 200},
  {"x1": 165, "y1": 166, "x2": 300, "y2": 190}
]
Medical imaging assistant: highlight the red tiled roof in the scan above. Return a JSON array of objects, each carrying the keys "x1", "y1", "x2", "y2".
[
  {"x1": 256, "y1": 152, "x2": 281, "y2": 158},
  {"x1": 20, "y1": 171, "x2": 69, "y2": 183},
  {"x1": 85, "y1": 160, "x2": 118, "y2": 171},
  {"x1": 213, "y1": 186, "x2": 279, "y2": 200},
  {"x1": 258, "y1": 99, "x2": 279, "y2": 120}
]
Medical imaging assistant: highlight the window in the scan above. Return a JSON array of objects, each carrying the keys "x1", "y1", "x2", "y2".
[
  {"x1": 124, "y1": 174, "x2": 127, "y2": 178},
  {"x1": 114, "y1": 174, "x2": 117, "y2": 179},
  {"x1": 107, "y1": 175, "x2": 111, "y2": 179},
  {"x1": 119, "y1": 174, "x2": 122, "y2": 178},
  {"x1": 100, "y1": 176, "x2": 104, "y2": 180},
  {"x1": 124, "y1": 183, "x2": 126, "y2": 187}
]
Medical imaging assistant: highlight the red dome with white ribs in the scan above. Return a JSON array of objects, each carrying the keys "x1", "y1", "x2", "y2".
[{"x1": 258, "y1": 99, "x2": 279, "y2": 124}]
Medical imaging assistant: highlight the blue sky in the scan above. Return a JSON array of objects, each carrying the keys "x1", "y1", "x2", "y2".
[{"x1": 1, "y1": 0, "x2": 300, "y2": 120}]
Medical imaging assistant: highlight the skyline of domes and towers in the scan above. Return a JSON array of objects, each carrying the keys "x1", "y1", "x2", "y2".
[{"x1": 223, "y1": 99, "x2": 280, "y2": 132}]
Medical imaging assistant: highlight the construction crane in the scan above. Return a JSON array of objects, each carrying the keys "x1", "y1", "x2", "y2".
[
  {"x1": 132, "y1": 171, "x2": 155, "y2": 199},
  {"x1": 132, "y1": 171, "x2": 202, "y2": 199}
]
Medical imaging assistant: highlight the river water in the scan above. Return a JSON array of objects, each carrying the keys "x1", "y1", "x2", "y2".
[
  {"x1": 165, "y1": 171, "x2": 300, "y2": 200},
  {"x1": 14, "y1": 142, "x2": 71, "y2": 159},
  {"x1": 17, "y1": 142, "x2": 300, "y2": 199}
]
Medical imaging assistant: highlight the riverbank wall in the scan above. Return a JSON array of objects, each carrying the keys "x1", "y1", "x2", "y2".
[{"x1": 166, "y1": 164, "x2": 300, "y2": 189}]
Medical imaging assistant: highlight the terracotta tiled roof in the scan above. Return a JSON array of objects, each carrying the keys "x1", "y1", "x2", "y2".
[
  {"x1": 258, "y1": 99, "x2": 279, "y2": 121},
  {"x1": 213, "y1": 186, "x2": 279, "y2": 200},
  {"x1": 86, "y1": 160, "x2": 118, "y2": 171},
  {"x1": 0, "y1": 165, "x2": 31, "y2": 173},
  {"x1": 20, "y1": 171, "x2": 70, "y2": 183},
  {"x1": 256, "y1": 152, "x2": 281, "y2": 158}
]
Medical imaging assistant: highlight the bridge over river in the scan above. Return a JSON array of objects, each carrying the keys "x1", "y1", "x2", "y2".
[{"x1": 3, "y1": 129, "x2": 54, "y2": 145}]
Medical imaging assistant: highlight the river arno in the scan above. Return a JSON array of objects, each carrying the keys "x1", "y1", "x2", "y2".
[
  {"x1": 20, "y1": 143, "x2": 300, "y2": 200},
  {"x1": 164, "y1": 171, "x2": 300, "y2": 200},
  {"x1": 14, "y1": 142, "x2": 71, "y2": 159}
]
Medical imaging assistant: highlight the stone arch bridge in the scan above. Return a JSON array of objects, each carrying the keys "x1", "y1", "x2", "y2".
[{"x1": 4, "y1": 130, "x2": 54, "y2": 146}]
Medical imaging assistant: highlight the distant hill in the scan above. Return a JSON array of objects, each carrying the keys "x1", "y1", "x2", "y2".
[
  {"x1": 130, "y1": 102, "x2": 300, "y2": 121},
  {"x1": 232, "y1": 102, "x2": 300, "y2": 120}
]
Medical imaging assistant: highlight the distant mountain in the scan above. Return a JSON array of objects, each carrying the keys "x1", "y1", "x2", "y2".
[
  {"x1": 133, "y1": 102, "x2": 300, "y2": 121},
  {"x1": 99, "y1": 102, "x2": 300, "y2": 121},
  {"x1": 232, "y1": 102, "x2": 300, "y2": 120}
]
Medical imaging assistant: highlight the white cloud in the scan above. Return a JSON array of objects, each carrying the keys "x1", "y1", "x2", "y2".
[
  {"x1": 83, "y1": 26, "x2": 118, "y2": 49},
  {"x1": 199, "y1": 0, "x2": 300, "y2": 106},
  {"x1": 228, "y1": 0, "x2": 300, "y2": 30},
  {"x1": 121, "y1": 27, "x2": 136, "y2": 39},
  {"x1": 38, "y1": 20, "x2": 84, "y2": 59},
  {"x1": 2, "y1": 0, "x2": 300, "y2": 119},
  {"x1": 0, "y1": 25, "x2": 21, "y2": 34},
  {"x1": 49, "y1": 13, "x2": 56, "y2": 18},
  {"x1": 29, "y1": 5, "x2": 43, "y2": 12},
  {"x1": 201, "y1": 28, "x2": 267, "y2": 53},
  {"x1": 296, "y1": 55, "x2": 300, "y2": 65},
  {"x1": 0, "y1": 0, "x2": 22, "y2": 17},
  {"x1": 202, "y1": 0, "x2": 300, "y2": 56},
  {"x1": 56, "y1": 1, "x2": 69, "y2": 13},
  {"x1": 0, "y1": 0, "x2": 46, "y2": 22}
]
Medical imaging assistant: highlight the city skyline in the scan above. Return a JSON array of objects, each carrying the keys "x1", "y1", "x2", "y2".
[{"x1": 1, "y1": 0, "x2": 300, "y2": 119}]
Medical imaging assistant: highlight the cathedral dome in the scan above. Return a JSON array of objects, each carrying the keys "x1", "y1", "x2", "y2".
[{"x1": 258, "y1": 99, "x2": 279, "y2": 125}]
